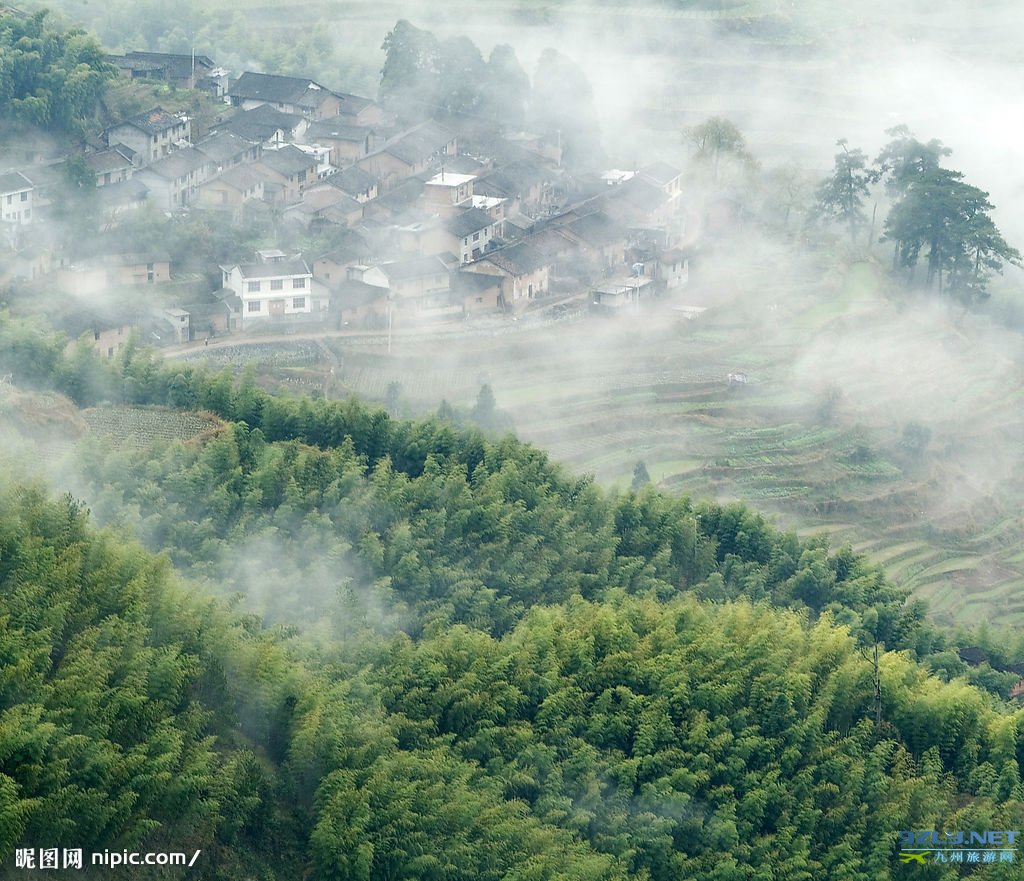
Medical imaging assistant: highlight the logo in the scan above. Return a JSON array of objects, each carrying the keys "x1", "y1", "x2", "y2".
[
  {"x1": 897, "y1": 831, "x2": 1018, "y2": 867},
  {"x1": 899, "y1": 853, "x2": 929, "y2": 864}
]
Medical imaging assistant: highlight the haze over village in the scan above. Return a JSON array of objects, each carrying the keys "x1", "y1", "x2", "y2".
[{"x1": 7, "y1": 2, "x2": 1024, "y2": 879}]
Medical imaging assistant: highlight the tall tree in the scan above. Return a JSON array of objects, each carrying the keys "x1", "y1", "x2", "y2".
[
  {"x1": 378, "y1": 19, "x2": 441, "y2": 121},
  {"x1": 0, "y1": 10, "x2": 115, "y2": 132},
  {"x1": 530, "y1": 48, "x2": 603, "y2": 170},
  {"x1": 684, "y1": 117, "x2": 757, "y2": 188},
  {"x1": 874, "y1": 125, "x2": 951, "y2": 199},
  {"x1": 436, "y1": 35, "x2": 487, "y2": 118},
  {"x1": 811, "y1": 139, "x2": 879, "y2": 245},
  {"x1": 479, "y1": 44, "x2": 530, "y2": 130},
  {"x1": 883, "y1": 166, "x2": 1020, "y2": 299}
]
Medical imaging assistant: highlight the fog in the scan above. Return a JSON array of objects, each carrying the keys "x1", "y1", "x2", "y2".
[{"x1": 7, "y1": 0, "x2": 1024, "y2": 626}]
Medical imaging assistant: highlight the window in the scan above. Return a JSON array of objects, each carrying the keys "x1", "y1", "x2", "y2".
[
  {"x1": 107, "y1": 347, "x2": 114, "y2": 357},
  {"x1": 147, "y1": 262, "x2": 155, "y2": 283},
  {"x1": 293, "y1": 277, "x2": 306, "y2": 289},
  {"x1": 292, "y1": 297, "x2": 306, "y2": 309},
  {"x1": 20, "y1": 192, "x2": 28, "y2": 202},
  {"x1": 5, "y1": 195, "x2": 10, "y2": 205},
  {"x1": 248, "y1": 281, "x2": 261, "y2": 293},
  {"x1": 247, "y1": 301, "x2": 261, "y2": 312},
  {"x1": 93, "y1": 331, "x2": 100, "y2": 341},
  {"x1": 473, "y1": 232, "x2": 480, "y2": 241},
  {"x1": 475, "y1": 297, "x2": 483, "y2": 303},
  {"x1": 271, "y1": 279, "x2": 284, "y2": 291}
]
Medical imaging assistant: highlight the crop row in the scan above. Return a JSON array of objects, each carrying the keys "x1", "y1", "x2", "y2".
[{"x1": 83, "y1": 407, "x2": 219, "y2": 448}]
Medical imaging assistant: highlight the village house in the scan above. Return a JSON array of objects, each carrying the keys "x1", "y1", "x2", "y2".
[
  {"x1": 518, "y1": 227, "x2": 580, "y2": 277},
  {"x1": 326, "y1": 279, "x2": 389, "y2": 329},
  {"x1": 108, "y1": 51, "x2": 219, "y2": 92},
  {"x1": 283, "y1": 187, "x2": 363, "y2": 230},
  {"x1": 361, "y1": 177, "x2": 424, "y2": 224},
  {"x1": 422, "y1": 170, "x2": 475, "y2": 215},
  {"x1": 323, "y1": 165, "x2": 378, "y2": 203},
  {"x1": 357, "y1": 121, "x2": 457, "y2": 189},
  {"x1": 638, "y1": 161, "x2": 683, "y2": 202},
  {"x1": 0, "y1": 171, "x2": 34, "y2": 225},
  {"x1": 178, "y1": 291, "x2": 239, "y2": 340},
  {"x1": 220, "y1": 255, "x2": 324, "y2": 326},
  {"x1": 134, "y1": 147, "x2": 210, "y2": 211},
  {"x1": 334, "y1": 92, "x2": 388, "y2": 127},
  {"x1": 601, "y1": 176, "x2": 672, "y2": 227},
  {"x1": 58, "y1": 309, "x2": 137, "y2": 358},
  {"x1": 218, "y1": 104, "x2": 309, "y2": 147},
  {"x1": 97, "y1": 178, "x2": 149, "y2": 224},
  {"x1": 54, "y1": 250, "x2": 171, "y2": 295},
  {"x1": 453, "y1": 271, "x2": 504, "y2": 314},
  {"x1": 196, "y1": 166, "x2": 265, "y2": 216},
  {"x1": 104, "y1": 107, "x2": 191, "y2": 165},
  {"x1": 353, "y1": 255, "x2": 455, "y2": 316},
  {"x1": 445, "y1": 207, "x2": 498, "y2": 263},
  {"x1": 473, "y1": 161, "x2": 552, "y2": 216},
  {"x1": 0, "y1": 241, "x2": 52, "y2": 285},
  {"x1": 559, "y1": 211, "x2": 627, "y2": 271},
  {"x1": 84, "y1": 146, "x2": 135, "y2": 187},
  {"x1": 625, "y1": 229, "x2": 690, "y2": 291},
  {"x1": 253, "y1": 145, "x2": 318, "y2": 203},
  {"x1": 312, "y1": 237, "x2": 371, "y2": 287},
  {"x1": 461, "y1": 241, "x2": 550, "y2": 310},
  {"x1": 302, "y1": 119, "x2": 377, "y2": 167},
  {"x1": 194, "y1": 131, "x2": 262, "y2": 174},
  {"x1": 590, "y1": 274, "x2": 655, "y2": 313},
  {"x1": 229, "y1": 72, "x2": 343, "y2": 120}
]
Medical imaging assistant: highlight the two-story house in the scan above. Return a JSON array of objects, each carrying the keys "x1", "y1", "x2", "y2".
[
  {"x1": 302, "y1": 119, "x2": 377, "y2": 167},
  {"x1": 0, "y1": 171, "x2": 34, "y2": 224},
  {"x1": 134, "y1": 147, "x2": 210, "y2": 210},
  {"x1": 104, "y1": 107, "x2": 191, "y2": 165},
  {"x1": 229, "y1": 72, "x2": 343, "y2": 120},
  {"x1": 445, "y1": 207, "x2": 498, "y2": 263},
  {"x1": 357, "y1": 121, "x2": 457, "y2": 189},
  {"x1": 194, "y1": 131, "x2": 262, "y2": 174},
  {"x1": 85, "y1": 146, "x2": 136, "y2": 187},
  {"x1": 253, "y1": 145, "x2": 318, "y2": 203},
  {"x1": 221, "y1": 254, "x2": 323, "y2": 325},
  {"x1": 218, "y1": 104, "x2": 309, "y2": 147},
  {"x1": 461, "y1": 241, "x2": 551, "y2": 310}
]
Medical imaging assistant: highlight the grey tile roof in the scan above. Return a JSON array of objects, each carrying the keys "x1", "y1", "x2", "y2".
[
  {"x1": 230, "y1": 72, "x2": 336, "y2": 109},
  {"x1": 218, "y1": 104, "x2": 305, "y2": 142},
  {"x1": 195, "y1": 131, "x2": 256, "y2": 164},
  {"x1": 258, "y1": 145, "x2": 317, "y2": 177},
  {"x1": 0, "y1": 171, "x2": 33, "y2": 193},
  {"x1": 227, "y1": 259, "x2": 311, "y2": 279},
  {"x1": 113, "y1": 107, "x2": 187, "y2": 137},
  {"x1": 445, "y1": 207, "x2": 495, "y2": 238},
  {"x1": 138, "y1": 147, "x2": 208, "y2": 180}
]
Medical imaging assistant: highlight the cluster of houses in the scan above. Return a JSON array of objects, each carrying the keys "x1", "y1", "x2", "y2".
[{"x1": 1, "y1": 51, "x2": 698, "y2": 353}]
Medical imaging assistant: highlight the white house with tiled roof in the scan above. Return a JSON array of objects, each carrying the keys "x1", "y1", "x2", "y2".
[
  {"x1": 0, "y1": 172, "x2": 33, "y2": 225},
  {"x1": 220, "y1": 254, "x2": 326, "y2": 325},
  {"x1": 104, "y1": 107, "x2": 191, "y2": 164}
]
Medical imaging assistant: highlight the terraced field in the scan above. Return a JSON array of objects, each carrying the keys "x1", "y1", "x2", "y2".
[
  {"x1": 82, "y1": 407, "x2": 223, "y2": 449},
  {"x1": 331, "y1": 249, "x2": 1024, "y2": 627}
]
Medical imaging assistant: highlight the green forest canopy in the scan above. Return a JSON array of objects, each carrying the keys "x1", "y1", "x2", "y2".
[{"x1": 2, "y1": 316, "x2": 1024, "y2": 879}]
